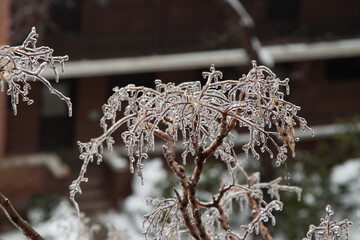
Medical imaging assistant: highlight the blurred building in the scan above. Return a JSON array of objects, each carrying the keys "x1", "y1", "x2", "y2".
[{"x1": 1, "y1": 0, "x2": 360, "y2": 231}]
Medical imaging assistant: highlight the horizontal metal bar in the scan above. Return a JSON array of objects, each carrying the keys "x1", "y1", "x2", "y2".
[{"x1": 43, "y1": 38, "x2": 360, "y2": 79}]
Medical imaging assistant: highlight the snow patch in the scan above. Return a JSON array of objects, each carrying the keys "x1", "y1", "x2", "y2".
[{"x1": 330, "y1": 158, "x2": 360, "y2": 188}]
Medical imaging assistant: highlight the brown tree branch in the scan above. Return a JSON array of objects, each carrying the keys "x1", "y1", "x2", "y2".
[
  {"x1": 196, "y1": 184, "x2": 237, "y2": 240},
  {"x1": 203, "y1": 96, "x2": 244, "y2": 159},
  {"x1": 202, "y1": 114, "x2": 229, "y2": 160},
  {"x1": 152, "y1": 125, "x2": 204, "y2": 239},
  {"x1": 188, "y1": 181, "x2": 210, "y2": 240},
  {"x1": 173, "y1": 189, "x2": 201, "y2": 240},
  {"x1": 188, "y1": 107, "x2": 244, "y2": 239},
  {"x1": 216, "y1": 203, "x2": 236, "y2": 240},
  {"x1": 156, "y1": 116, "x2": 210, "y2": 240},
  {"x1": 0, "y1": 192, "x2": 44, "y2": 240},
  {"x1": 185, "y1": 116, "x2": 211, "y2": 240},
  {"x1": 247, "y1": 194, "x2": 273, "y2": 240}
]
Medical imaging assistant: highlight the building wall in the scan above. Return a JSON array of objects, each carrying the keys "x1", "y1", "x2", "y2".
[
  {"x1": 0, "y1": 0, "x2": 10, "y2": 161},
  {"x1": 288, "y1": 59, "x2": 360, "y2": 125},
  {"x1": 6, "y1": 82, "x2": 41, "y2": 154},
  {"x1": 0, "y1": 164, "x2": 67, "y2": 231},
  {"x1": 75, "y1": 76, "x2": 110, "y2": 143},
  {"x1": 300, "y1": 0, "x2": 360, "y2": 21}
]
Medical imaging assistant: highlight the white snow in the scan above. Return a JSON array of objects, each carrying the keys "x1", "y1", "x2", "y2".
[
  {"x1": 1, "y1": 200, "x2": 98, "y2": 240},
  {"x1": 97, "y1": 211, "x2": 143, "y2": 240},
  {"x1": 97, "y1": 158, "x2": 168, "y2": 239},
  {"x1": 103, "y1": 150, "x2": 128, "y2": 172},
  {"x1": 330, "y1": 158, "x2": 360, "y2": 188},
  {"x1": 3, "y1": 157, "x2": 359, "y2": 239},
  {"x1": 330, "y1": 158, "x2": 360, "y2": 237},
  {"x1": 330, "y1": 158, "x2": 360, "y2": 206}
]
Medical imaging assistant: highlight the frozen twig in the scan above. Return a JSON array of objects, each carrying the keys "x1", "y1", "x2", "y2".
[
  {"x1": 0, "y1": 27, "x2": 71, "y2": 116},
  {"x1": 303, "y1": 205, "x2": 352, "y2": 240}
]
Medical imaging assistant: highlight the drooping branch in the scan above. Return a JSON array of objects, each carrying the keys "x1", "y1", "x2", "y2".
[
  {"x1": 70, "y1": 113, "x2": 137, "y2": 214},
  {"x1": 0, "y1": 27, "x2": 71, "y2": 116},
  {"x1": 143, "y1": 197, "x2": 179, "y2": 239},
  {"x1": 244, "y1": 195, "x2": 277, "y2": 240},
  {"x1": 0, "y1": 192, "x2": 44, "y2": 240}
]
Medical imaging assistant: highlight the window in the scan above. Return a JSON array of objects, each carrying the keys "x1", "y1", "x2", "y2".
[
  {"x1": 48, "y1": 0, "x2": 82, "y2": 33},
  {"x1": 267, "y1": 0, "x2": 300, "y2": 22},
  {"x1": 326, "y1": 57, "x2": 360, "y2": 82},
  {"x1": 40, "y1": 80, "x2": 75, "y2": 150}
]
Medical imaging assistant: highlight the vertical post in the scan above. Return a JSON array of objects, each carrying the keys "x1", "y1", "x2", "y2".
[{"x1": 0, "y1": 0, "x2": 10, "y2": 161}]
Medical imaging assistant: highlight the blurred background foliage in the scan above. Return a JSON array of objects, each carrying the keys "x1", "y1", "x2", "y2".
[{"x1": 275, "y1": 116, "x2": 360, "y2": 239}]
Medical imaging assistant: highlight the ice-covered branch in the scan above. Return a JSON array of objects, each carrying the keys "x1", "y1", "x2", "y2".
[
  {"x1": 0, "y1": 27, "x2": 71, "y2": 116},
  {"x1": 73, "y1": 61, "x2": 313, "y2": 238},
  {"x1": 70, "y1": 113, "x2": 137, "y2": 213},
  {"x1": 143, "y1": 197, "x2": 180, "y2": 240},
  {"x1": 303, "y1": 205, "x2": 352, "y2": 240}
]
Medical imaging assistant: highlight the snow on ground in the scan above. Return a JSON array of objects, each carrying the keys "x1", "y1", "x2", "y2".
[
  {"x1": 1, "y1": 200, "x2": 97, "y2": 240},
  {"x1": 330, "y1": 158, "x2": 360, "y2": 193},
  {"x1": 97, "y1": 158, "x2": 167, "y2": 239},
  {"x1": 330, "y1": 158, "x2": 360, "y2": 237}
]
